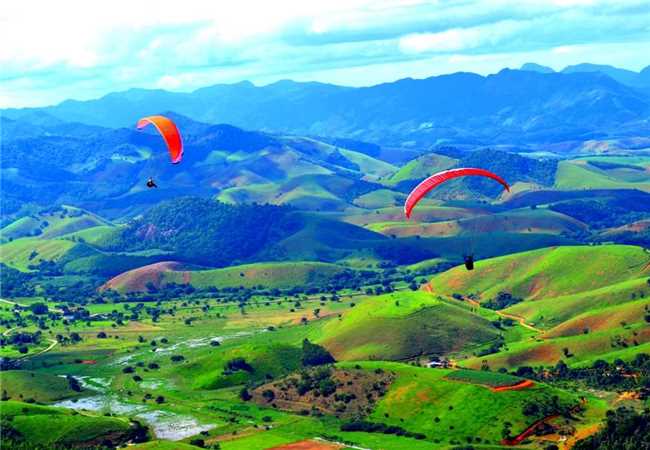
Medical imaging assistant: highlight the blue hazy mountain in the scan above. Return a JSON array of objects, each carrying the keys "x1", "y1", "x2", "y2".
[
  {"x1": 562, "y1": 63, "x2": 650, "y2": 89},
  {"x1": 520, "y1": 63, "x2": 555, "y2": 73},
  {"x1": 4, "y1": 68, "x2": 649, "y2": 145}
]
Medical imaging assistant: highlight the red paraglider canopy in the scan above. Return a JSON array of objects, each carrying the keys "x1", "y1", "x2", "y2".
[
  {"x1": 136, "y1": 115, "x2": 183, "y2": 164},
  {"x1": 404, "y1": 168, "x2": 510, "y2": 218}
]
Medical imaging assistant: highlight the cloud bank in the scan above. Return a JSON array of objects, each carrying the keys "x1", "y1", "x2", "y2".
[{"x1": 1, "y1": 0, "x2": 649, "y2": 107}]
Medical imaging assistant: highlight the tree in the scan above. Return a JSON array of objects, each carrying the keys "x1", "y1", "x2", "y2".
[
  {"x1": 97, "y1": 331, "x2": 107, "y2": 339},
  {"x1": 189, "y1": 438, "x2": 205, "y2": 448},
  {"x1": 302, "y1": 339, "x2": 335, "y2": 367},
  {"x1": 239, "y1": 388, "x2": 252, "y2": 401},
  {"x1": 573, "y1": 407, "x2": 650, "y2": 450},
  {"x1": 155, "y1": 395, "x2": 165, "y2": 404},
  {"x1": 225, "y1": 358, "x2": 253, "y2": 373},
  {"x1": 262, "y1": 389, "x2": 275, "y2": 402},
  {"x1": 29, "y1": 303, "x2": 48, "y2": 315},
  {"x1": 66, "y1": 375, "x2": 82, "y2": 392}
]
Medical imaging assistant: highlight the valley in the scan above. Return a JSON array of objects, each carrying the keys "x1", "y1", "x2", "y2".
[{"x1": 2, "y1": 65, "x2": 650, "y2": 450}]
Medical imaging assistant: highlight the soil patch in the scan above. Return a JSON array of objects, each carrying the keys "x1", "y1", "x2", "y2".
[{"x1": 251, "y1": 367, "x2": 394, "y2": 418}]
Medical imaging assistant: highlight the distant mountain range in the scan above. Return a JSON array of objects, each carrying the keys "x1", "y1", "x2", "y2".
[
  {"x1": 521, "y1": 62, "x2": 650, "y2": 89},
  {"x1": 3, "y1": 65, "x2": 650, "y2": 146}
]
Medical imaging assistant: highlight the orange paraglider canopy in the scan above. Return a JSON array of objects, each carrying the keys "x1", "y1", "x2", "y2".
[
  {"x1": 136, "y1": 115, "x2": 183, "y2": 164},
  {"x1": 404, "y1": 167, "x2": 510, "y2": 219}
]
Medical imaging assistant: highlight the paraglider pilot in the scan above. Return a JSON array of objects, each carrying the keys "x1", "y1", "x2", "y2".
[
  {"x1": 464, "y1": 254, "x2": 474, "y2": 271},
  {"x1": 146, "y1": 177, "x2": 158, "y2": 188}
]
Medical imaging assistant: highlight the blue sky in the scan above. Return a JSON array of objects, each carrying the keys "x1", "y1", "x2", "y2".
[{"x1": 1, "y1": 0, "x2": 649, "y2": 107}]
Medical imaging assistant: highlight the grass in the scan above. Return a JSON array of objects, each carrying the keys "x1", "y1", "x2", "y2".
[
  {"x1": 169, "y1": 262, "x2": 351, "y2": 290},
  {"x1": 424, "y1": 244, "x2": 650, "y2": 370},
  {"x1": 338, "y1": 148, "x2": 397, "y2": 179},
  {"x1": 60, "y1": 224, "x2": 120, "y2": 247},
  {"x1": 1, "y1": 400, "x2": 132, "y2": 448},
  {"x1": 0, "y1": 205, "x2": 113, "y2": 242},
  {"x1": 338, "y1": 361, "x2": 580, "y2": 445},
  {"x1": 368, "y1": 208, "x2": 586, "y2": 238},
  {"x1": 353, "y1": 189, "x2": 405, "y2": 209},
  {"x1": 387, "y1": 153, "x2": 458, "y2": 185},
  {"x1": 131, "y1": 441, "x2": 199, "y2": 449},
  {"x1": 444, "y1": 369, "x2": 524, "y2": 388},
  {"x1": 319, "y1": 291, "x2": 498, "y2": 361},
  {"x1": 0, "y1": 370, "x2": 84, "y2": 402},
  {"x1": 429, "y1": 245, "x2": 650, "y2": 302},
  {"x1": 103, "y1": 261, "x2": 353, "y2": 292},
  {"x1": 555, "y1": 160, "x2": 650, "y2": 192},
  {"x1": 461, "y1": 323, "x2": 650, "y2": 370},
  {"x1": 0, "y1": 237, "x2": 75, "y2": 271}
]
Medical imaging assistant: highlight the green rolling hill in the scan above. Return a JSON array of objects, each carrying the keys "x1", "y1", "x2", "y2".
[
  {"x1": 102, "y1": 260, "x2": 354, "y2": 293},
  {"x1": 318, "y1": 291, "x2": 498, "y2": 361},
  {"x1": 427, "y1": 245, "x2": 650, "y2": 369}
]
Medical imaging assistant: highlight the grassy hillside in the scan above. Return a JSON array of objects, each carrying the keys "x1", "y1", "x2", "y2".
[
  {"x1": 1, "y1": 205, "x2": 113, "y2": 242},
  {"x1": 0, "y1": 371, "x2": 84, "y2": 402},
  {"x1": 343, "y1": 205, "x2": 482, "y2": 227},
  {"x1": 428, "y1": 245, "x2": 649, "y2": 302},
  {"x1": 353, "y1": 189, "x2": 406, "y2": 209},
  {"x1": 555, "y1": 159, "x2": 650, "y2": 192},
  {"x1": 1, "y1": 400, "x2": 137, "y2": 448},
  {"x1": 427, "y1": 244, "x2": 650, "y2": 369},
  {"x1": 345, "y1": 361, "x2": 581, "y2": 445},
  {"x1": 369, "y1": 208, "x2": 586, "y2": 238},
  {"x1": 319, "y1": 291, "x2": 498, "y2": 360},
  {"x1": 103, "y1": 261, "x2": 353, "y2": 293},
  {"x1": 387, "y1": 153, "x2": 458, "y2": 185},
  {"x1": 0, "y1": 237, "x2": 75, "y2": 271}
]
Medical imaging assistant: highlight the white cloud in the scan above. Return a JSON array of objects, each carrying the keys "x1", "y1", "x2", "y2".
[
  {"x1": 398, "y1": 20, "x2": 525, "y2": 54},
  {"x1": 1, "y1": 0, "x2": 649, "y2": 107}
]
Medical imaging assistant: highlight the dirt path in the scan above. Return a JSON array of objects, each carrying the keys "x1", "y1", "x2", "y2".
[
  {"x1": 2, "y1": 323, "x2": 58, "y2": 359},
  {"x1": 495, "y1": 310, "x2": 543, "y2": 333},
  {"x1": 423, "y1": 285, "x2": 543, "y2": 334},
  {"x1": 0, "y1": 297, "x2": 64, "y2": 314},
  {"x1": 269, "y1": 439, "x2": 343, "y2": 450},
  {"x1": 562, "y1": 423, "x2": 600, "y2": 449},
  {"x1": 491, "y1": 379, "x2": 535, "y2": 392}
]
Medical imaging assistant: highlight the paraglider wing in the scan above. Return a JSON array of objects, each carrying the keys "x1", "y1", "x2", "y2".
[
  {"x1": 136, "y1": 115, "x2": 183, "y2": 164},
  {"x1": 404, "y1": 168, "x2": 510, "y2": 218}
]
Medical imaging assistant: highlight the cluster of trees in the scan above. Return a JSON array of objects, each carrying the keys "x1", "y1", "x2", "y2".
[
  {"x1": 514, "y1": 354, "x2": 650, "y2": 394},
  {"x1": 340, "y1": 420, "x2": 426, "y2": 440},
  {"x1": 550, "y1": 196, "x2": 650, "y2": 230},
  {"x1": 521, "y1": 394, "x2": 577, "y2": 420},
  {"x1": 302, "y1": 339, "x2": 335, "y2": 366},
  {"x1": 461, "y1": 149, "x2": 558, "y2": 194},
  {"x1": 574, "y1": 407, "x2": 650, "y2": 450},
  {"x1": 0, "y1": 264, "x2": 35, "y2": 297},
  {"x1": 112, "y1": 197, "x2": 293, "y2": 266},
  {"x1": 483, "y1": 292, "x2": 522, "y2": 310},
  {"x1": 0, "y1": 331, "x2": 42, "y2": 354}
]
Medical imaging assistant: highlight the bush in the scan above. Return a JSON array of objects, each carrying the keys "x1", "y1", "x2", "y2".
[{"x1": 225, "y1": 357, "x2": 253, "y2": 373}]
